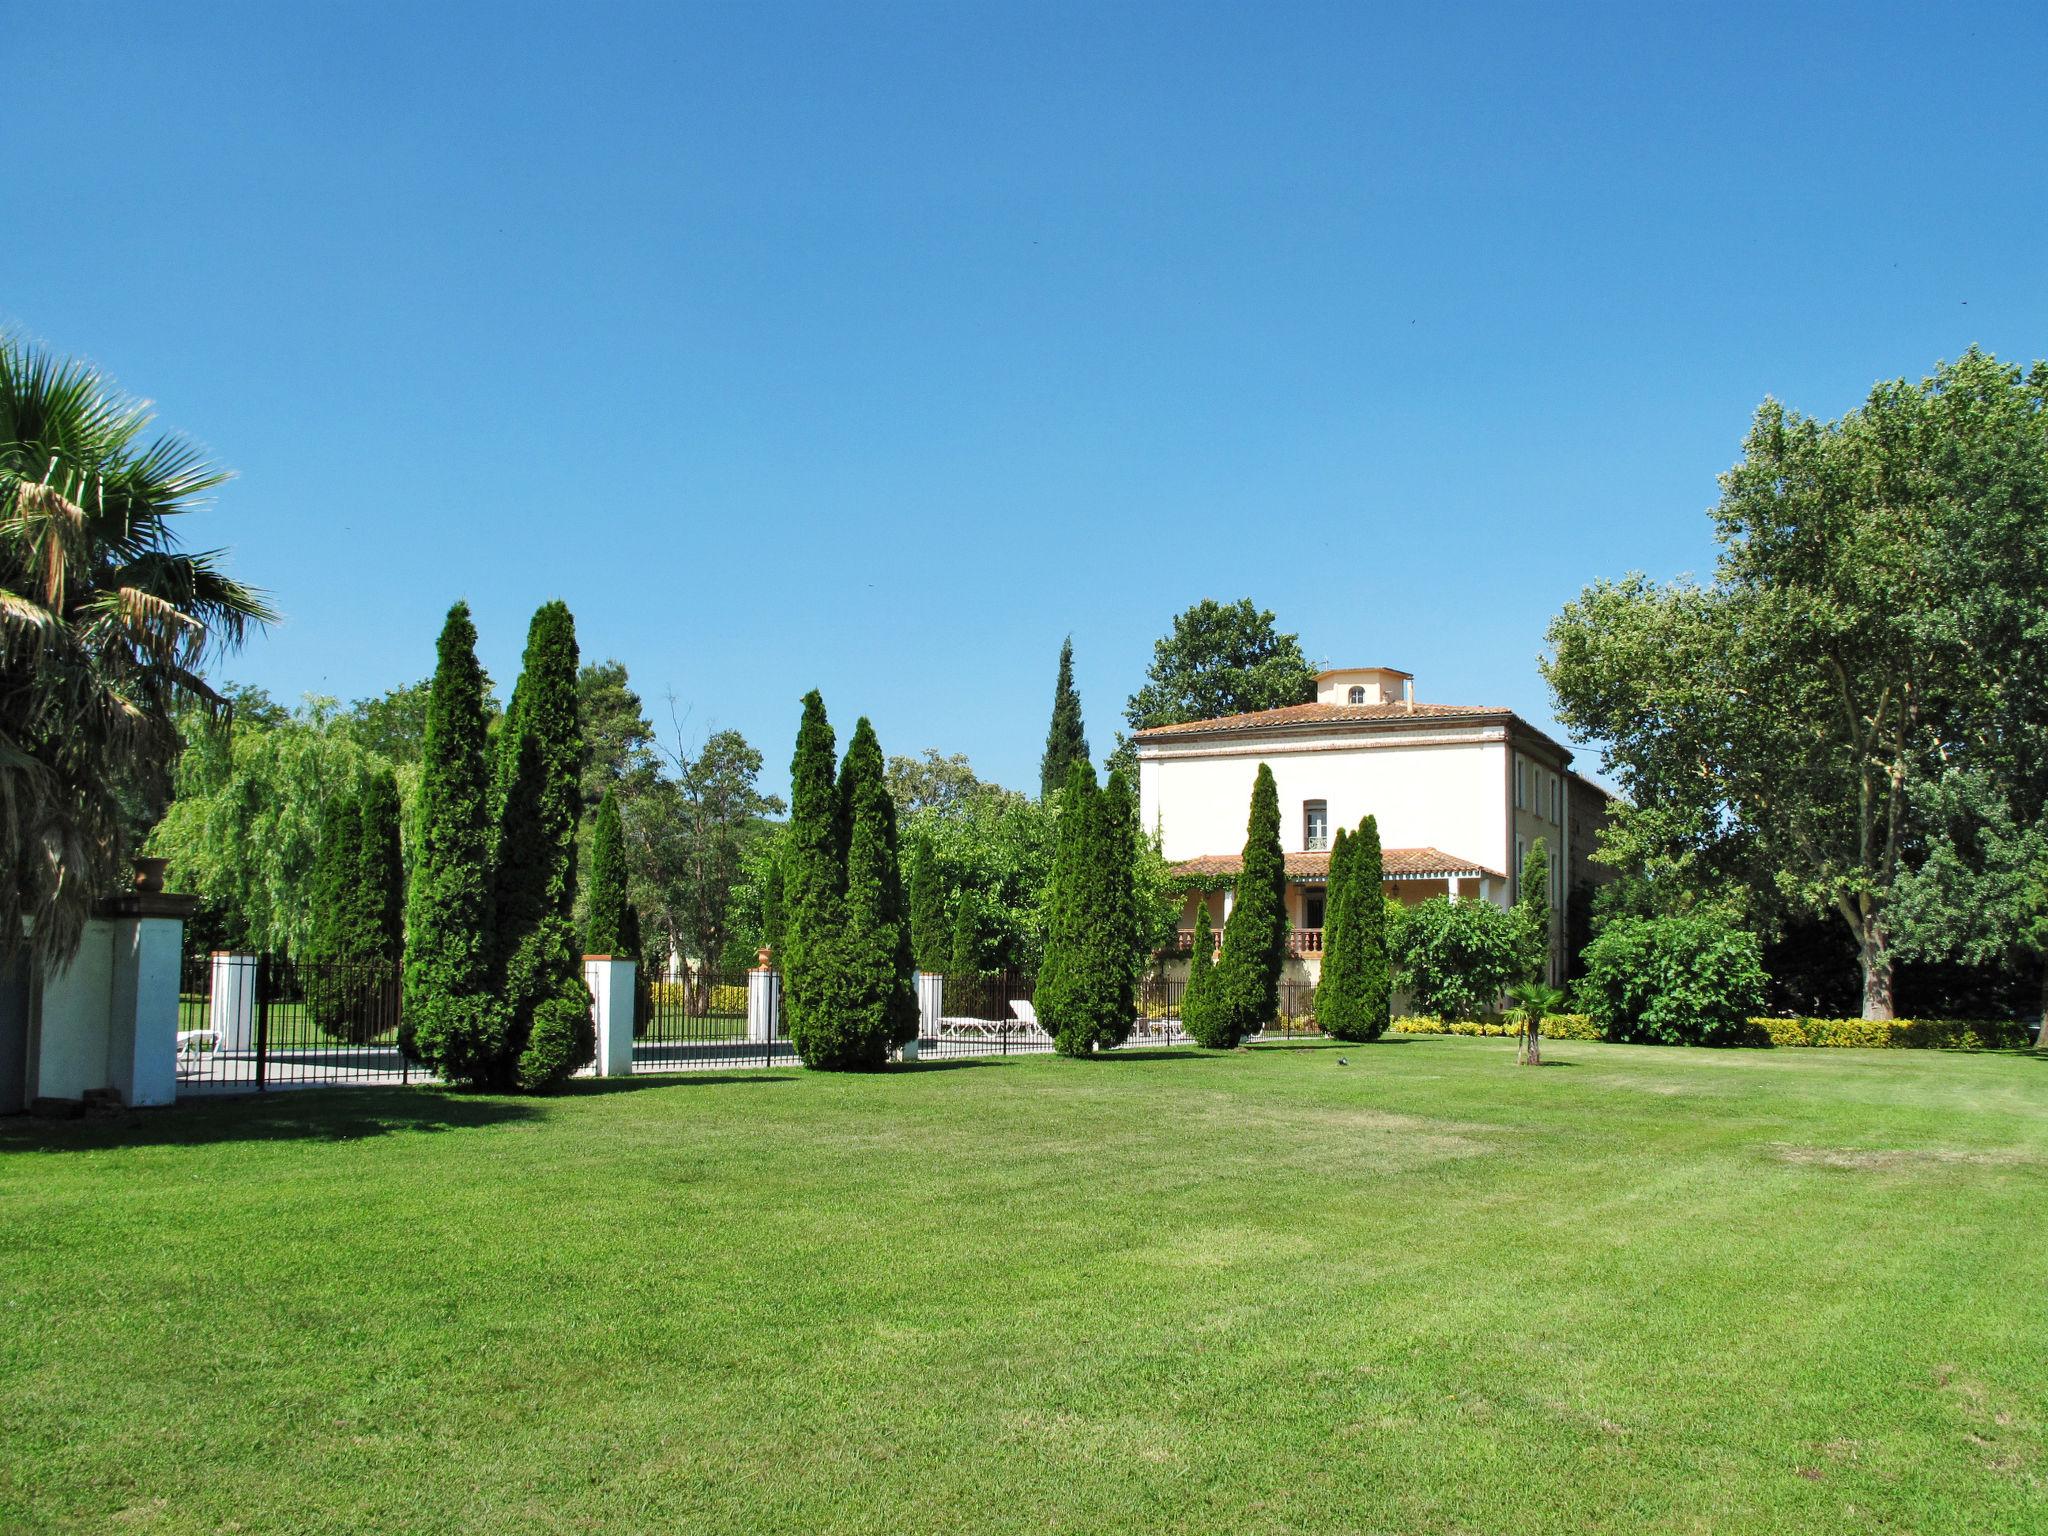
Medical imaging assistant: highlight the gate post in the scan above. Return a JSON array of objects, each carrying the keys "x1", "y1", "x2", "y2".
[
  {"x1": 746, "y1": 964, "x2": 779, "y2": 1045},
  {"x1": 101, "y1": 888, "x2": 193, "y2": 1107},
  {"x1": 915, "y1": 971, "x2": 943, "y2": 1040},
  {"x1": 584, "y1": 956, "x2": 637, "y2": 1077},
  {"x1": 209, "y1": 953, "x2": 258, "y2": 1053}
]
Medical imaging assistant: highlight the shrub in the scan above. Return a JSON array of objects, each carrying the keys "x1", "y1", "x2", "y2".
[
  {"x1": 1747, "y1": 1016, "x2": 2034, "y2": 1050},
  {"x1": 1394, "y1": 897, "x2": 1524, "y2": 1021},
  {"x1": 1392, "y1": 1014, "x2": 1601, "y2": 1040},
  {"x1": 1576, "y1": 914, "x2": 1767, "y2": 1045}
]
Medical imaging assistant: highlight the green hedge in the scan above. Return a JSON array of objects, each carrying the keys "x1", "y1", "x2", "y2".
[{"x1": 1391, "y1": 1014, "x2": 2036, "y2": 1050}]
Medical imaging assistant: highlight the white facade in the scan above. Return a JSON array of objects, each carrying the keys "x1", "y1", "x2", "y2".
[{"x1": 1136, "y1": 673, "x2": 1607, "y2": 982}]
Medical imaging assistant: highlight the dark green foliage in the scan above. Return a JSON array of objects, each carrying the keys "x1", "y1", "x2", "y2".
[
  {"x1": 1317, "y1": 816, "x2": 1393, "y2": 1043},
  {"x1": 1182, "y1": 898, "x2": 1217, "y2": 1038},
  {"x1": 403, "y1": 603, "x2": 504, "y2": 1078},
  {"x1": 584, "y1": 790, "x2": 631, "y2": 958},
  {"x1": 1575, "y1": 914, "x2": 1769, "y2": 1045},
  {"x1": 949, "y1": 888, "x2": 998, "y2": 978},
  {"x1": 1201, "y1": 763, "x2": 1287, "y2": 1047},
  {"x1": 1040, "y1": 636, "x2": 1090, "y2": 798},
  {"x1": 1353, "y1": 817, "x2": 1391, "y2": 1039},
  {"x1": 1037, "y1": 761, "x2": 1138, "y2": 1057},
  {"x1": 491, "y1": 602, "x2": 593, "y2": 1091},
  {"x1": 356, "y1": 771, "x2": 405, "y2": 964},
  {"x1": 907, "y1": 843, "x2": 950, "y2": 973},
  {"x1": 1394, "y1": 897, "x2": 1524, "y2": 1021},
  {"x1": 782, "y1": 692, "x2": 848, "y2": 1061},
  {"x1": 834, "y1": 717, "x2": 918, "y2": 1060},
  {"x1": 1124, "y1": 598, "x2": 1318, "y2": 735},
  {"x1": 1517, "y1": 837, "x2": 1553, "y2": 983},
  {"x1": 305, "y1": 790, "x2": 361, "y2": 965},
  {"x1": 760, "y1": 854, "x2": 784, "y2": 961},
  {"x1": 1314, "y1": 827, "x2": 1361, "y2": 1040}
]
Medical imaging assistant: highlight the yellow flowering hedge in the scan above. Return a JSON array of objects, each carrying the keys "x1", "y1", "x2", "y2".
[
  {"x1": 1391, "y1": 1014, "x2": 2034, "y2": 1050},
  {"x1": 646, "y1": 981, "x2": 749, "y2": 1016}
]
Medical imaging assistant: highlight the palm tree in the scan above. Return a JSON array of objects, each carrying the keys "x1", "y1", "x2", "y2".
[
  {"x1": 0, "y1": 337, "x2": 271, "y2": 968},
  {"x1": 1506, "y1": 980, "x2": 1568, "y2": 1066}
]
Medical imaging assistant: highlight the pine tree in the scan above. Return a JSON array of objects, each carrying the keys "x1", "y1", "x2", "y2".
[
  {"x1": 907, "y1": 842, "x2": 950, "y2": 973},
  {"x1": 1040, "y1": 635, "x2": 1091, "y2": 798},
  {"x1": 1517, "y1": 836, "x2": 1553, "y2": 985},
  {"x1": 1353, "y1": 814, "x2": 1391, "y2": 1040},
  {"x1": 491, "y1": 601, "x2": 592, "y2": 1090},
  {"x1": 403, "y1": 602, "x2": 503, "y2": 1080},
  {"x1": 1204, "y1": 763, "x2": 1287, "y2": 1047},
  {"x1": 782, "y1": 691, "x2": 847, "y2": 1063},
  {"x1": 584, "y1": 789, "x2": 631, "y2": 957},
  {"x1": 1182, "y1": 897, "x2": 1216, "y2": 1039},
  {"x1": 834, "y1": 717, "x2": 918, "y2": 1061},
  {"x1": 1314, "y1": 826, "x2": 1359, "y2": 1038}
]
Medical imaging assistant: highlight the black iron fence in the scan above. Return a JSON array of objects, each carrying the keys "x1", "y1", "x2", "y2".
[
  {"x1": 177, "y1": 953, "x2": 417, "y2": 1092},
  {"x1": 633, "y1": 969, "x2": 793, "y2": 1073}
]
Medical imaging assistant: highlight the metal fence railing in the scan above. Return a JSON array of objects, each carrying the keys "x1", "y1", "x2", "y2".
[
  {"x1": 176, "y1": 953, "x2": 417, "y2": 1092},
  {"x1": 633, "y1": 970, "x2": 793, "y2": 1073}
]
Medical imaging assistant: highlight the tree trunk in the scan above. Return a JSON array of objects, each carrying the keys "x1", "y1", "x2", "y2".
[
  {"x1": 1859, "y1": 931, "x2": 1895, "y2": 1021},
  {"x1": 1518, "y1": 1015, "x2": 1541, "y2": 1066}
]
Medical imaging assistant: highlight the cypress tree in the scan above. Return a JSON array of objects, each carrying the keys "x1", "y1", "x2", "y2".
[
  {"x1": 1040, "y1": 635, "x2": 1091, "y2": 798},
  {"x1": 1182, "y1": 896, "x2": 1216, "y2": 1039},
  {"x1": 1314, "y1": 826, "x2": 1360, "y2": 1039},
  {"x1": 907, "y1": 842, "x2": 949, "y2": 973},
  {"x1": 355, "y1": 769, "x2": 405, "y2": 968},
  {"x1": 835, "y1": 717, "x2": 918, "y2": 1062},
  {"x1": 491, "y1": 601, "x2": 592, "y2": 1090},
  {"x1": 584, "y1": 789, "x2": 631, "y2": 957},
  {"x1": 1205, "y1": 763, "x2": 1287, "y2": 1047},
  {"x1": 948, "y1": 887, "x2": 987, "y2": 979},
  {"x1": 1353, "y1": 814, "x2": 1391, "y2": 1040},
  {"x1": 782, "y1": 692, "x2": 848, "y2": 1062},
  {"x1": 403, "y1": 602, "x2": 503, "y2": 1080},
  {"x1": 1037, "y1": 760, "x2": 1138, "y2": 1056},
  {"x1": 306, "y1": 789, "x2": 361, "y2": 964},
  {"x1": 1517, "y1": 836, "x2": 1553, "y2": 985},
  {"x1": 760, "y1": 849, "x2": 784, "y2": 962}
]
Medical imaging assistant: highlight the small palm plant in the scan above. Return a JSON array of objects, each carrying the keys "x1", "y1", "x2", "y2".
[{"x1": 1506, "y1": 981, "x2": 1568, "y2": 1065}]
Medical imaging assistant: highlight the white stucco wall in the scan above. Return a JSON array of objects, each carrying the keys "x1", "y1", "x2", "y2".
[
  {"x1": 30, "y1": 920, "x2": 114, "y2": 1102},
  {"x1": 1140, "y1": 727, "x2": 1515, "y2": 878}
]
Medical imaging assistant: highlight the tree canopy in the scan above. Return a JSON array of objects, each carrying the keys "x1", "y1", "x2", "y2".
[
  {"x1": 1124, "y1": 598, "x2": 1317, "y2": 739},
  {"x1": 1545, "y1": 349, "x2": 2048, "y2": 1019}
]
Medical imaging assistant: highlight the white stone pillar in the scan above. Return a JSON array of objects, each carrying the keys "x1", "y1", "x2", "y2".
[
  {"x1": 915, "y1": 971, "x2": 944, "y2": 1040},
  {"x1": 1446, "y1": 877, "x2": 1462, "y2": 904},
  {"x1": 584, "y1": 956, "x2": 637, "y2": 1077},
  {"x1": 106, "y1": 912, "x2": 183, "y2": 1107},
  {"x1": 746, "y1": 966, "x2": 780, "y2": 1044},
  {"x1": 209, "y1": 952, "x2": 257, "y2": 1052}
]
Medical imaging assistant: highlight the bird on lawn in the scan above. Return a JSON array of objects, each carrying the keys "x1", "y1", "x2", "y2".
[{"x1": 1337, "y1": 1057, "x2": 1348, "y2": 1065}]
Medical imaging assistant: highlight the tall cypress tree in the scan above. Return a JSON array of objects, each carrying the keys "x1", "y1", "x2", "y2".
[
  {"x1": 492, "y1": 601, "x2": 592, "y2": 1090},
  {"x1": 1182, "y1": 896, "x2": 1216, "y2": 1038},
  {"x1": 1314, "y1": 826, "x2": 1360, "y2": 1038},
  {"x1": 948, "y1": 887, "x2": 987, "y2": 979},
  {"x1": 1353, "y1": 814, "x2": 1391, "y2": 1040},
  {"x1": 1517, "y1": 836, "x2": 1553, "y2": 985},
  {"x1": 782, "y1": 691, "x2": 847, "y2": 1062},
  {"x1": 836, "y1": 717, "x2": 918, "y2": 1061},
  {"x1": 1099, "y1": 766, "x2": 1141, "y2": 1043},
  {"x1": 403, "y1": 602, "x2": 503, "y2": 1080},
  {"x1": 306, "y1": 789, "x2": 361, "y2": 964},
  {"x1": 355, "y1": 769, "x2": 405, "y2": 968},
  {"x1": 1037, "y1": 760, "x2": 1139, "y2": 1057},
  {"x1": 584, "y1": 788, "x2": 631, "y2": 957},
  {"x1": 907, "y1": 842, "x2": 950, "y2": 973},
  {"x1": 1040, "y1": 636, "x2": 1091, "y2": 798},
  {"x1": 1204, "y1": 763, "x2": 1287, "y2": 1047}
]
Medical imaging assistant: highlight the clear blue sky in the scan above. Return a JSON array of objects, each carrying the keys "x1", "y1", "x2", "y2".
[{"x1": 10, "y1": 2, "x2": 2045, "y2": 795}]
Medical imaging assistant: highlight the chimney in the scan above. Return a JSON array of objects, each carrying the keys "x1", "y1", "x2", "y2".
[{"x1": 1403, "y1": 676, "x2": 1414, "y2": 713}]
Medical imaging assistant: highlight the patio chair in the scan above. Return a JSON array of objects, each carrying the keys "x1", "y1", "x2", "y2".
[
  {"x1": 1009, "y1": 999, "x2": 1044, "y2": 1035},
  {"x1": 176, "y1": 1022, "x2": 220, "y2": 1061}
]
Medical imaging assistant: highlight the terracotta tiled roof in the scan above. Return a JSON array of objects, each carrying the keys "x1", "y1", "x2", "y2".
[
  {"x1": 1168, "y1": 847, "x2": 1504, "y2": 883},
  {"x1": 1135, "y1": 701, "x2": 1504, "y2": 739}
]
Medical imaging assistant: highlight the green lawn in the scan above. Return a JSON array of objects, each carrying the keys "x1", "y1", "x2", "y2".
[{"x1": 2, "y1": 1038, "x2": 2043, "y2": 1534}]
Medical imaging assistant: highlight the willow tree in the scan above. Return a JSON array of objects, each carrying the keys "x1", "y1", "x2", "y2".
[{"x1": 0, "y1": 338, "x2": 271, "y2": 967}]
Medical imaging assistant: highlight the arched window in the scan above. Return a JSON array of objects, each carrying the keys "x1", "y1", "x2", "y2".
[{"x1": 1347, "y1": 685, "x2": 1366, "y2": 704}]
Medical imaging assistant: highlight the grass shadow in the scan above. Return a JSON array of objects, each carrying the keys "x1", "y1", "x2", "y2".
[{"x1": 0, "y1": 1086, "x2": 544, "y2": 1153}]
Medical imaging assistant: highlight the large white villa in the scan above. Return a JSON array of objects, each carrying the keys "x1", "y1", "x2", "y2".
[{"x1": 1136, "y1": 666, "x2": 1612, "y2": 983}]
